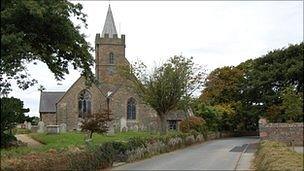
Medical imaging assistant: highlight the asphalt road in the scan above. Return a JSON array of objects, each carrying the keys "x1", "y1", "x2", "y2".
[{"x1": 112, "y1": 136, "x2": 259, "y2": 170}]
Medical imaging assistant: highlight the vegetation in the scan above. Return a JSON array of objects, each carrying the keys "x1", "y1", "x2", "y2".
[
  {"x1": 195, "y1": 43, "x2": 303, "y2": 133},
  {"x1": 254, "y1": 141, "x2": 303, "y2": 170},
  {"x1": 281, "y1": 86, "x2": 303, "y2": 122},
  {"x1": 1, "y1": 97, "x2": 29, "y2": 147},
  {"x1": 180, "y1": 116, "x2": 207, "y2": 136},
  {"x1": 0, "y1": 131, "x2": 151, "y2": 158},
  {"x1": 24, "y1": 116, "x2": 40, "y2": 125},
  {"x1": 1, "y1": 131, "x2": 208, "y2": 170},
  {"x1": 1, "y1": 0, "x2": 95, "y2": 95},
  {"x1": 124, "y1": 56, "x2": 205, "y2": 134},
  {"x1": 81, "y1": 110, "x2": 113, "y2": 138}
]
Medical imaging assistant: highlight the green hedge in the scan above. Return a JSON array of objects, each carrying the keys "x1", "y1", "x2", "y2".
[
  {"x1": 1, "y1": 131, "x2": 210, "y2": 170},
  {"x1": 254, "y1": 140, "x2": 303, "y2": 171}
]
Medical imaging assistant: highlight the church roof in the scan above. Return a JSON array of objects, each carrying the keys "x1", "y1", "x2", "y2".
[
  {"x1": 102, "y1": 5, "x2": 118, "y2": 38},
  {"x1": 39, "y1": 91, "x2": 65, "y2": 113}
]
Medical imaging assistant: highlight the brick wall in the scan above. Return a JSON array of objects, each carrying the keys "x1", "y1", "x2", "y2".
[{"x1": 259, "y1": 118, "x2": 303, "y2": 146}]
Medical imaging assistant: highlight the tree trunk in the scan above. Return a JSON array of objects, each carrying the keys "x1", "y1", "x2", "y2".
[
  {"x1": 90, "y1": 131, "x2": 93, "y2": 139},
  {"x1": 159, "y1": 114, "x2": 167, "y2": 134}
]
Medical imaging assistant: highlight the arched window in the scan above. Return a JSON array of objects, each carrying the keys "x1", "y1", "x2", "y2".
[
  {"x1": 78, "y1": 90, "x2": 91, "y2": 118},
  {"x1": 109, "y1": 52, "x2": 114, "y2": 64},
  {"x1": 127, "y1": 97, "x2": 136, "y2": 120}
]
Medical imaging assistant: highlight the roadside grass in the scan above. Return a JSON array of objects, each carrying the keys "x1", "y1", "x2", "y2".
[
  {"x1": 254, "y1": 140, "x2": 303, "y2": 171},
  {"x1": 1, "y1": 131, "x2": 152, "y2": 158}
]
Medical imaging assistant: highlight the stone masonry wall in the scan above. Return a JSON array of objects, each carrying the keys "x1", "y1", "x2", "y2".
[
  {"x1": 41, "y1": 113, "x2": 56, "y2": 125},
  {"x1": 56, "y1": 76, "x2": 104, "y2": 131},
  {"x1": 259, "y1": 118, "x2": 303, "y2": 146}
]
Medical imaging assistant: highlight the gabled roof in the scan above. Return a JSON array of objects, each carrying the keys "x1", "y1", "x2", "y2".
[
  {"x1": 102, "y1": 5, "x2": 118, "y2": 38},
  {"x1": 39, "y1": 91, "x2": 65, "y2": 113}
]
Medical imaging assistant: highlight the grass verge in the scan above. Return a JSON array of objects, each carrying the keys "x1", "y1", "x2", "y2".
[{"x1": 254, "y1": 140, "x2": 303, "y2": 171}]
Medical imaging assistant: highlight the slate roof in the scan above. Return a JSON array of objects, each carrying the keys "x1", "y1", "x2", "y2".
[
  {"x1": 102, "y1": 5, "x2": 118, "y2": 38},
  {"x1": 39, "y1": 92, "x2": 65, "y2": 113}
]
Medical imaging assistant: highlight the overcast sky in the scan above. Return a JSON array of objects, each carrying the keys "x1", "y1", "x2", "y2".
[{"x1": 8, "y1": 1, "x2": 303, "y2": 117}]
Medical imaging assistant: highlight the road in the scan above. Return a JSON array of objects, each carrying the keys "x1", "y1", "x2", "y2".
[{"x1": 112, "y1": 136, "x2": 259, "y2": 170}]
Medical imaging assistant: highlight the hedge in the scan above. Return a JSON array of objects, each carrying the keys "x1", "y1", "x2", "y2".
[
  {"x1": 1, "y1": 131, "x2": 224, "y2": 170},
  {"x1": 254, "y1": 140, "x2": 303, "y2": 171}
]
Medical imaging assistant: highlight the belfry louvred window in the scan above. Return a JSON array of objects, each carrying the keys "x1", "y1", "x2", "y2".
[
  {"x1": 109, "y1": 52, "x2": 114, "y2": 64},
  {"x1": 78, "y1": 90, "x2": 91, "y2": 118}
]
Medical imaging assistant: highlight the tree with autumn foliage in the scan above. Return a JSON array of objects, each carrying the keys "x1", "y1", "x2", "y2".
[
  {"x1": 195, "y1": 43, "x2": 303, "y2": 133},
  {"x1": 81, "y1": 109, "x2": 113, "y2": 139},
  {"x1": 200, "y1": 66, "x2": 244, "y2": 105}
]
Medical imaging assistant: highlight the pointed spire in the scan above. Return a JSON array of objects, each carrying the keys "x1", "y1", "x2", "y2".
[{"x1": 102, "y1": 5, "x2": 118, "y2": 38}]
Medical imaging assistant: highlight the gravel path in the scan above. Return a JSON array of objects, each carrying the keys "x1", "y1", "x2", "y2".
[{"x1": 15, "y1": 134, "x2": 42, "y2": 147}]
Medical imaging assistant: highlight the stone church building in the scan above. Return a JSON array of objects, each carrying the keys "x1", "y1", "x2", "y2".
[{"x1": 39, "y1": 5, "x2": 185, "y2": 132}]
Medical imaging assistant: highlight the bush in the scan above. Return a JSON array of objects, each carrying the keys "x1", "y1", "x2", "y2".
[
  {"x1": 1, "y1": 132, "x2": 17, "y2": 148},
  {"x1": 180, "y1": 116, "x2": 207, "y2": 135},
  {"x1": 254, "y1": 141, "x2": 303, "y2": 171}
]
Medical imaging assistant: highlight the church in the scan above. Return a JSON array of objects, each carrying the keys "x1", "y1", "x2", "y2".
[{"x1": 39, "y1": 5, "x2": 185, "y2": 132}]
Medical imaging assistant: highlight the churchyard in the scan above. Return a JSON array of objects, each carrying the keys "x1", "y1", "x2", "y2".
[{"x1": 1, "y1": 130, "x2": 151, "y2": 158}]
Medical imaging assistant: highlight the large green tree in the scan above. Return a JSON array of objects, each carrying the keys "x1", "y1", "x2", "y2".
[
  {"x1": 1, "y1": 97, "x2": 29, "y2": 147},
  {"x1": 124, "y1": 56, "x2": 205, "y2": 134},
  {"x1": 198, "y1": 43, "x2": 303, "y2": 132},
  {"x1": 1, "y1": 0, "x2": 95, "y2": 94},
  {"x1": 244, "y1": 43, "x2": 303, "y2": 109},
  {"x1": 281, "y1": 86, "x2": 303, "y2": 122}
]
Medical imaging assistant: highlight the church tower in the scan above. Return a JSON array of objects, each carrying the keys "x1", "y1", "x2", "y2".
[{"x1": 95, "y1": 5, "x2": 128, "y2": 84}]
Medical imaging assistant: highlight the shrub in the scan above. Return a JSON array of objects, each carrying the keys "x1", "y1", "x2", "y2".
[
  {"x1": 254, "y1": 141, "x2": 303, "y2": 171},
  {"x1": 180, "y1": 116, "x2": 207, "y2": 135},
  {"x1": 1, "y1": 132, "x2": 17, "y2": 148}
]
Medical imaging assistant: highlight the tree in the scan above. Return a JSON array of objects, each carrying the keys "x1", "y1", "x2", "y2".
[
  {"x1": 281, "y1": 86, "x2": 303, "y2": 122},
  {"x1": 266, "y1": 104, "x2": 284, "y2": 123},
  {"x1": 1, "y1": 0, "x2": 95, "y2": 95},
  {"x1": 123, "y1": 56, "x2": 205, "y2": 134},
  {"x1": 197, "y1": 43, "x2": 303, "y2": 133},
  {"x1": 1, "y1": 97, "x2": 29, "y2": 147},
  {"x1": 200, "y1": 66, "x2": 244, "y2": 105},
  {"x1": 25, "y1": 115, "x2": 40, "y2": 125},
  {"x1": 193, "y1": 102, "x2": 220, "y2": 131},
  {"x1": 81, "y1": 109, "x2": 113, "y2": 139},
  {"x1": 244, "y1": 43, "x2": 303, "y2": 109}
]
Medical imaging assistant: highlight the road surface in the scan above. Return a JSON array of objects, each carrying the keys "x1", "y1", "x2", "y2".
[{"x1": 112, "y1": 136, "x2": 259, "y2": 170}]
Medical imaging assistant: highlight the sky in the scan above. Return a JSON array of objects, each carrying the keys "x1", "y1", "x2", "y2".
[{"x1": 8, "y1": 1, "x2": 303, "y2": 117}]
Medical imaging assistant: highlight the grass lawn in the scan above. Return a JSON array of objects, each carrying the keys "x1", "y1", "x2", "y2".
[{"x1": 1, "y1": 131, "x2": 152, "y2": 158}]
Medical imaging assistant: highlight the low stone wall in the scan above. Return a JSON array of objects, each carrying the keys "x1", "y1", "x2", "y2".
[{"x1": 259, "y1": 118, "x2": 303, "y2": 146}]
